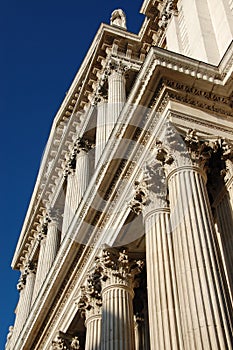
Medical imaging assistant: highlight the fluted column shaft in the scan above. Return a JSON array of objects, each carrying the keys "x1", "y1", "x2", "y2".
[
  {"x1": 32, "y1": 234, "x2": 46, "y2": 302},
  {"x1": 62, "y1": 170, "x2": 78, "y2": 236},
  {"x1": 76, "y1": 149, "x2": 89, "y2": 204},
  {"x1": 95, "y1": 99, "x2": 108, "y2": 166},
  {"x1": 43, "y1": 213, "x2": 61, "y2": 279},
  {"x1": 101, "y1": 276, "x2": 135, "y2": 350},
  {"x1": 23, "y1": 267, "x2": 36, "y2": 319},
  {"x1": 13, "y1": 265, "x2": 36, "y2": 344},
  {"x1": 144, "y1": 207, "x2": 183, "y2": 350},
  {"x1": 107, "y1": 68, "x2": 126, "y2": 136},
  {"x1": 215, "y1": 193, "x2": 233, "y2": 306},
  {"x1": 134, "y1": 314, "x2": 149, "y2": 350},
  {"x1": 168, "y1": 165, "x2": 233, "y2": 349},
  {"x1": 12, "y1": 276, "x2": 26, "y2": 341},
  {"x1": 85, "y1": 312, "x2": 102, "y2": 350}
]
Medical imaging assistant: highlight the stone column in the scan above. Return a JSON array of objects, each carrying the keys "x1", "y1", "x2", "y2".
[
  {"x1": 61, "y1": 138, "x2": 92, "y2": 239},
  {"x1": 43, "y1": 209, "x2": 61, "y2": 280},
  {"x1": 5, "y1": 326, "x2": 14, "y2": 350},
  {"x1": 134, "y1": 313, "x2": 145, "y2": 350},
  {"x1": 78, "y1": 266, "x2": 102, "y2": 350},
  {"x1": 85, "y1": 305, "x2": 102, "y2": 350},
  {"x1": 107, "y1": 61, "x2": 127, "y2": 137},
  {"x1": 75, "y1": 139, "x2": 91, "y2": 205},
  {"x1": 213, "y1": 144, "x2": 233, "y2": 307},
  {"x1": 98, "y1": 249, "x2": 143, "y2": 350},
  {"x1": 62, "y1": 138, "x2": 91, "y2": 238},
  {"x1": 12, "y1": 274, "x2": 26, "y2": 342},
  {"x1": 22, "y1": 262, "x2": 36, "y2": 319},
  {"x1": 163, "y1": 129, "x2": 233, "y2": 349},
  {"x1": 32, "y1": 230, "x2": 47, "y2": 302},
  {"x1": 95, "y1": 96, "x2": 108, "y2": 166},
  {"x1": 130, "y1": 165, "x2": 183, "y2": 350},
  {"x1": 12, "y1": 262, "x2": 36, "y2": 342},
  {"x1": 62, "y1": 147, "x2": 78, "y2": 236}
]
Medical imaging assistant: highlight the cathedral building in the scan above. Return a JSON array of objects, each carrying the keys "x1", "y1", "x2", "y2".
[{"x1": 6, "y1": 0, "x2": 233, "y2": 349}]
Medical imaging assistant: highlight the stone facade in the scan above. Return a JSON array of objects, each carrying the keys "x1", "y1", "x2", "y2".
[{"x1": 6, "y1": 1, "x2": 233, "y2": 349}]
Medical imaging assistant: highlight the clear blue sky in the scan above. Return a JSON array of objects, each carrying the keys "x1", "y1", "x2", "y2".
[{"x1": 1, "y1": 0, "x2": 144, "y2": 346}]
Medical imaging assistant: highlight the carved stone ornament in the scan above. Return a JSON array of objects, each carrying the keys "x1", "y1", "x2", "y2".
[
  {"x1": 17, "y1": 274, "x2": 26, "y2": 291},
  {"x1": 110, "y1": 9, "x2": 127, "y2": 29},
  {"x1": 78, "y1": 263, "x2": 102, "y2": 318},
  {"x1": 184, "y1": 129, "x2": 220, "y2": 171},
  {"x1": 63, "y1": 137, "x2": 93, "y2": 178},
  {"x1": 96, "y1": 249, "x2": 144, "y2": 287},
  {"x1": 47, "y1": 207, "x2": 62, "y2": 225},
  {"x1": 24, "y1": 260, "x2": 36, "y2": 275},
  {"x1": 163, "y1": 125, "x2": 220, "y2": 171},
  {"x1": 63, "y1": 149, "x2": 77, "y2": 178},
  {"x1": 130, "y1": 158, "x2": 168, "y2": 214},
  {"x1": 129, "y1": 180, "x2": 149, "y2": 215},
  {"x1": 74, "y1": 137, "x2": 94, "y2": 155},
  {"x1": 158, "y1": 0, "x2": 177, "y2": 28},
  {"x1": 5, "y1": 325, "x2": 14, "y2": 348},
  {"x1": 107, "y1": 59, "x2": 131, "y2": 76},
  {"x1": 211, "y1": 138, "x2": 233, "y2": 183},
  {"x1": 70, "y1": 336, "x2": 80, "y2": 350},
  {"x1": 51, "y1": 334, "x2": 66, "y2": 350},
  {"x1": 91, "y1": 83, "x2": 108, "y2": 106},
  {"x1": 51, "y1": 332, "x2": 80, "y2": 350},
  {"x1": 144, "y1": 159, "x2": 168, "y2": 209}
]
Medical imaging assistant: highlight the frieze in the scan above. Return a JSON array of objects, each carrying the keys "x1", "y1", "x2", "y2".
[
  {"x1": 168, "y1": 90, "x2": 233, "y2": 117},
  {"x1": 164, "y1": 79, "x2": 230, "y2": 105}
]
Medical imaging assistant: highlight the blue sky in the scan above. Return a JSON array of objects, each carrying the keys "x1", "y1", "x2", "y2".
[{"x1": 1, "y1": 0, "x2": 144, "y2": 346}]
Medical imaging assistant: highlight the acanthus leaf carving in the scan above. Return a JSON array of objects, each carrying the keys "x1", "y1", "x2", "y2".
[
  {"x1": 51, "y1": 332, "x2": 80, "y2": 350},
  {"x1": 96, "y1": 249, "x2": 144, "y2": 288},
  {"x1": 77, "y1": 262, "x2": 102, "y2": 318}
]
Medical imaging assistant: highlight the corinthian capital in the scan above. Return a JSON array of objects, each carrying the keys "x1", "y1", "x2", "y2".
[
  {"x1": 129, "y1": 180, "x2": 149, "y2": 215},
  {"x1": 47, "y1": 207, "x2": 62, "y2": 225},
  {"x1": 51, "y1": 332, "x2": 80, "y2": 350},
  {"x1": 74, "y1": 137, "x2": 94, "y2": 154},
  {"x1": 184, "y1": 129, "x2": 218, "y2": 169},
  {"x1": 78, "y1": 263, "x2": 102, "y2": 318},
  {"x1": 97, "y1": 249, "x2": 144, "y2": 287},
  {"x1": 107, "y1": 59, "x2": 131, "y2": 76},
  {"x1": 17, "y1": 274, "x2": 26, "y2": 291},
  {"x1": 24, "y1": 261, "x2": 36, "y2": 275}
]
